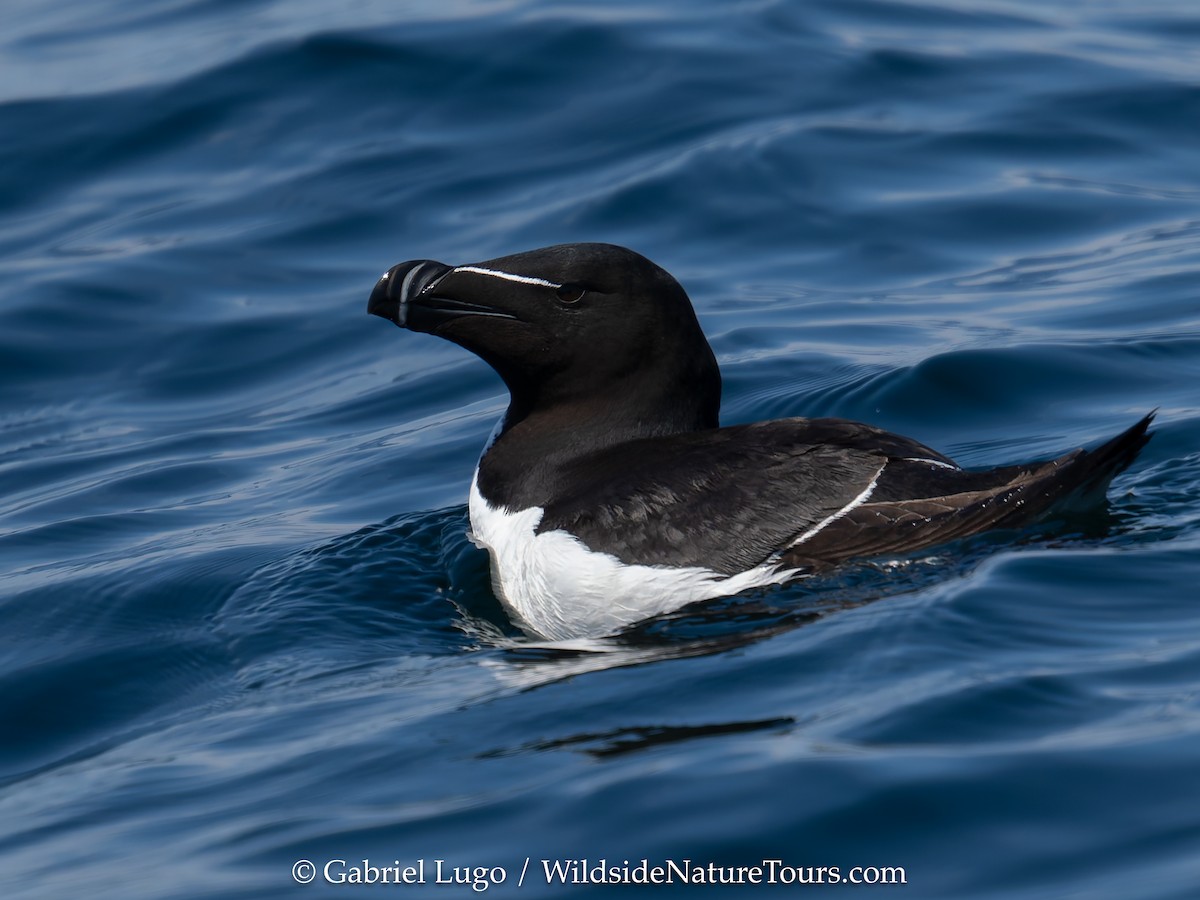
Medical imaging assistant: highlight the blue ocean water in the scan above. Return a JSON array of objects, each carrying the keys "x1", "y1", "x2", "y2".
[{"x1": 3, "y1": 0, "x2": 1200, "y2": 896}]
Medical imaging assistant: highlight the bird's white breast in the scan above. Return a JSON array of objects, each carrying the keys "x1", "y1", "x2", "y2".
[{"x1": 467, "y1": 472, "x2": 795, "y2": 641}]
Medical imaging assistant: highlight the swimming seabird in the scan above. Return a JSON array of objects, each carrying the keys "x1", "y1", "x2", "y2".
[{"x1": 369, "y1": 242, "x2": 1153, "y2": 640}]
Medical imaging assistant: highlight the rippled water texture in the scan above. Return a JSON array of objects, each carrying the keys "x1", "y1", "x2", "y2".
[{"x1": 2, "y1": 1, "x2": 1200, "y2": 897}]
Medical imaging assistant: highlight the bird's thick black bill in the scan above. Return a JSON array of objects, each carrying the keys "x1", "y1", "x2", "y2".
[
  {"x1": 368, "y1": 260, "x2": 453, "y2": 327},
  {"x1": 368, "y1": 259, "x2": 521, "y2": 332}
]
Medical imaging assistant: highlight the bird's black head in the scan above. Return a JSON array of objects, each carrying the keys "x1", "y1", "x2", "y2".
[{"x1": 369, "y1": 243, "x2": 721, "y2": 440}]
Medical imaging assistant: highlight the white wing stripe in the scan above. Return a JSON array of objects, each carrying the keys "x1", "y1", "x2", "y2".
[
  {"x1": 791, "y1": 462, "x2": 886, "y2": 547},
  {"x1": 903, "y1": 456, "x2": 958, "y2": 470}
]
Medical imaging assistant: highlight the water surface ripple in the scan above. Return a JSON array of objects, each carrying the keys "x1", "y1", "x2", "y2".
[{"x1": 2, "y1": 1, "x2": 1199, "y2": 897}]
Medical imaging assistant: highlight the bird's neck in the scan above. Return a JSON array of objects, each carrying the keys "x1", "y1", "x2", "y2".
[{"x1": 477, "y1": 380, "x2": 718, "y2": 511}]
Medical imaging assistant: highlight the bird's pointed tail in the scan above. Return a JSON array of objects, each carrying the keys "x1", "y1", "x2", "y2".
[{"x1": 1054, "y1": 410, "x2": 1155, "y2": 510}]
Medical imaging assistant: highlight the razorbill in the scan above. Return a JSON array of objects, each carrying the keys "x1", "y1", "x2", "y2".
[{"x1": 368, "y1": 243, "x2": 1153, "y2": 641}]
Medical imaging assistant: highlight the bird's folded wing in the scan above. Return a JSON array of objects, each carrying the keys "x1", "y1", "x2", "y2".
[{"x1": 539, "y1": 417, "x2": 955, "y2": 574}]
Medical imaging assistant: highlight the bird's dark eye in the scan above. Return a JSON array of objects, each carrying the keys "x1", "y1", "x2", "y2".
[{"x1": 555, "y1": 283, "x2": 586, "y2": 305}]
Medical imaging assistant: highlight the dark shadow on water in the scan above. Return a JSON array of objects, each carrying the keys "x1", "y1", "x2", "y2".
[{"x1": 481, "y1": 716, "x2": 797, "y2": 760}]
